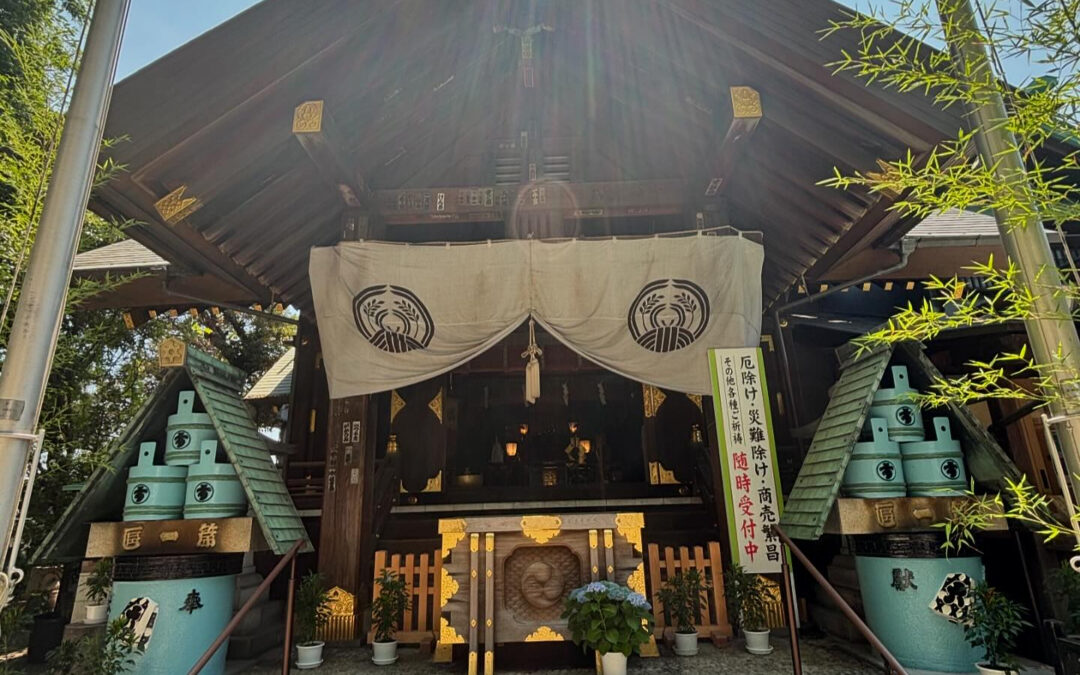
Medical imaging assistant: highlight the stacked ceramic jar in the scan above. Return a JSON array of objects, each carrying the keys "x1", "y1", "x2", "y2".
[
  {"x1": 124, "y1": 390, "x2": 247, "y2": 521},
  {"x1": 842, "y1": 365, "x2": 968, "y2": 498}
]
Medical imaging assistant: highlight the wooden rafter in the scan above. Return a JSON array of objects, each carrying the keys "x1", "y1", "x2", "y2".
[
  {"x1": 292, "y1": 100, "x2": 369, "y2": 208},
  {"x1": 702, "y1": 86, "x2": 762, "y2": 197}
]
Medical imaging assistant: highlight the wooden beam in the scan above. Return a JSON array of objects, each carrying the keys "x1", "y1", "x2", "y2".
[
  {"x1": 703, "y1": 86, "x2": 762, "y2": 197},
  {"x1": 292, "y1": 100, "x2": 369, "y2": 208},
  {"x1": 377, "y1": 179, "x2": 686, "y2": 225}
]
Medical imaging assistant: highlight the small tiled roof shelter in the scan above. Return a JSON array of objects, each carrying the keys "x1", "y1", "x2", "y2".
[
  {"x1": 35, "y1": 339, "x2": 312, "y2": 562},
  {"x1": 778, "y1": 340, "x2": 1022, "y2": 541}
]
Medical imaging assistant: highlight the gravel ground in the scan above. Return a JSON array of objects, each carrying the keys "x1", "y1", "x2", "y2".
[{"x1": 237, "y1": 637, "x2": 881, "y2": 674}]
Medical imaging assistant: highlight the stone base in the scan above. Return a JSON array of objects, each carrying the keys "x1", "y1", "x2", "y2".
[{"x1": 62, "y1": 621, "x2": 104, "y2": 643}]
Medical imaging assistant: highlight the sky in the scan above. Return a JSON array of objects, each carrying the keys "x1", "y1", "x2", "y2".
[{"x1": 114, "y1": 1, "x2": 1041, "y2": 83}]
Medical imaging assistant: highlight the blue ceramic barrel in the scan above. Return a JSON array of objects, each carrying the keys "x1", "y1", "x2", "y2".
[
  {"x1": 124, "y1": 442, "x2": 187, "y2": 521},
  {"x1": 166, "y1": 391, "x2": 217, "y2": 466},
  {"x1": 866, "y1": 365, "x2": 925, "y2": 442},
  {"x1": 842, "y1": 419, "x2": 906, "y2": 498},
  {"x1": 854, "y1": 534, "x2": 983, "y2": 672},
  {"x1": 184, "y1": 441, "x2": 246, "y2": 519},
  {"x1": 901, "y1": 417, "x2": 967, "y2": 496},
  {"x1": 109, "y1": 554, "x2": 240, "y2": 675}
]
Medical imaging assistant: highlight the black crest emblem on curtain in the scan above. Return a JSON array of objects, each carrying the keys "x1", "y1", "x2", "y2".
[
  {"x1": 628, "y1": 279, "x2": 710, "y2": 353},
  {"x1": 352, "y1": 284, "x2": 435, "y2": 353}
]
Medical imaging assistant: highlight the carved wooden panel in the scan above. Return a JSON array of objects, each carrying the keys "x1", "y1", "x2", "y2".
[{"x1": 434, "y1": 512, "x2": 656, "y2": 669}]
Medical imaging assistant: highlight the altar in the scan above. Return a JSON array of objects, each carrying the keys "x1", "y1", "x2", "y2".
[{"x1": 434, "y1": 512, "x2": 657, "y2": 673}]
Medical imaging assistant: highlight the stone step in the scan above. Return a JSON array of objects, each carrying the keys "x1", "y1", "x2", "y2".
[{"x1": 227, "y1": 619, "x2": 283, "y2": 661}]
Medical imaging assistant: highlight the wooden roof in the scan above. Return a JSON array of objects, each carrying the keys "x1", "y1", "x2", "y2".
[
  {"x1": 35, "y1": 341, "x2": 311, "y2": 562},
  {"x1": 91, "y1": 0, "x2": 965, "y2": 310},
  {"x1": 779, "y1": 341, "x2": 1021, "y2": 541}
]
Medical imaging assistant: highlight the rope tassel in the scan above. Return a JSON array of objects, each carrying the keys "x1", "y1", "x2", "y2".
[{"x1": 522, "y1": 319, "x2": 542, "y2": 404}]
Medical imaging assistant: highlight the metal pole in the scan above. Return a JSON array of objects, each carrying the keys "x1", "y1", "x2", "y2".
[
  {"x1": 780, "y1": 556, "x2": 802, "y2": 675},
  {"x1": 0, "y1": 0, "x2": 129, "y2": 562},
  {"x1": 283, "y1": 556, "x2": 297, "y2": 675},
  {"x1": 936, "y1": 0, "x2": 1080, "y2": 501}
]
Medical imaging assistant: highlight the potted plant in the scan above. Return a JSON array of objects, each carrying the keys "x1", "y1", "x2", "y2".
[
  {"x1": 964, "y1": 582, "x2": 1029, "y2": 675},
  {"x1": 294, "y1": 571, "x2": 331, "y2": 669},
  {"x1": 657, "y1": 569, "x2": 708, "y2": 656},
  {"x1": 562, "y1": 581, "x2": 653, "y2": 675},
  {"x1": 84, "y1": 558, "x2": 113, "y2": 624},
  {"x1": 370, "y1": 569, "x2": 410, "y2": 665},
  {"x1": 724, "y1": 562, "x2": 771, "y2": 655}
]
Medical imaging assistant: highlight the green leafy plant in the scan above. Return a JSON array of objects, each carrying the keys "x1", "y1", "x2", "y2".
[
  {"x1": 964, "y1": 582, "x2": 1029, "y2": 671},
  {"x1": 724, "y1": 563, "x2": 769, "y2": 634},
  {"x1": 293, "y1": 571, "x2": 331, "y2": 646},
  {"x1": 85, "y1": 557, "x2": 113, "y2": 605},
  {"x1": 561, "y1": 581, "x2": 653, "y2": 657},
  {"x1": 371, "y1": 569, "x2": 410, "y2": 643},
  {"x1": 1048, "y1": 561, "x2": 1080, "y2": 635},
  {"x1": 47, "y1": 616, "x2": 136, "y2": 675},
  {"x1": 936, "y1": 477, "x2": 1077, "y2": 556},
  {"x1": 656, "y1": 569, "x2": 709, "y2": 634}
]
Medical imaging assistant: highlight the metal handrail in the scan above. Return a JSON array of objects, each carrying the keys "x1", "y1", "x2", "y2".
[
  {"x1": 188, "y1": 538, "x2": 307, "y2": 675},
  {"x1": 772, "y1": 524, "x2": 908, "y2": 675}
]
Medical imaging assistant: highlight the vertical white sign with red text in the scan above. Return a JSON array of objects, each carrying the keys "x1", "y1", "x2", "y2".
[{"x1": 709, "y1": 347, "x2": 783, "y2": 574}]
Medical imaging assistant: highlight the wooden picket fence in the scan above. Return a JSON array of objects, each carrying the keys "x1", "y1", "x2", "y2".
[
  {"x1": 369, "y1": 549, "x2": 441, "y2": 645},
  {"x1": 645, "y1": 542, "x2": 732, "y2": 639}
]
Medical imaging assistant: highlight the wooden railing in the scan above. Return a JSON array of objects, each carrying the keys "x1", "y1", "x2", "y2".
[
  {"x1": 645, "y1": 542, "x2": 732, "y2": 640},
  {"x1": 188, "y1": 538, "x2": 306, "y2": 675},
  {"x1": 370, "y1": 549, "x2": 441, "y2": 645}
]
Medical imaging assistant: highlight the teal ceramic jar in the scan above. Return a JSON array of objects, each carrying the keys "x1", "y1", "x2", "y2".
[
  {"x1": 109, "y1": 554, "x2": 240, "y2": 675},
  {"x1": 124, "y1": 442, "x2": 187, "y2": 521},
  {"x1": 900, "y1": 417, "x2": 967, "y2": 496},
  {"x1": 165, "y1": 391, "x2": 217, "y2": 466},
  {"x1": 866, "y1": 365, "x2": 925, "y2": 442},
  {"x1": 183, "y1": 441, "x2": 246, "y2": 519},
  {"x1": 854, "y1": 533, "x2": 983, "y2": 672},
  {"x1": 842, "y1": 419, "x2": 906, "y2": 498}
]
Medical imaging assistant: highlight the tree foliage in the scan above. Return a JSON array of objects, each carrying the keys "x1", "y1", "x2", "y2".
[
  {"x1": 0, "y1": 0, "x2": 293, "y2": 566},
  {"x1": 822, "y1": 0, "x2": 1080, "y2": 410}
]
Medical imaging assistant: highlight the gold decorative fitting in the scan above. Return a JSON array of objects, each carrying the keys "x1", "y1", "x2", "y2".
[
  {"x1": 603, "y1": 530, "x2": 613, "y2": 549},
  {"x1": 470, "y1": 533, "x2": 480, "y2": 552},
  {"x1": 730, "y1": 86, "x2": 762, "y2": 118},
  {"x1": 588, "y1": 530, "x2": 598, "y2": 550},
  {"x1": 428, "y1": 387, "x2": 444, "y2": 423},
  {"x1": 627, "y1": 562, "x2": 646, "y2": 595},
  {"x1": 390, "y1": 390, "x2": 406, "y2": 423},
  {"x1": 485, "y1": 650, "x2": 493, "y2": 675},
  {"x1": 521, "y1": 515, "x2": 562, "y2": 544},
  {"x1": 325, "y1": 586, "x2": 355, "y2": 616},
  {"x1": 439, "y1": 617, "x2": 465, "y2": 644},
  {"x1": 615, "y1": 513, "x2": 644, "y2": 553},
  {"x1": 471, "y1": 619, "x2": 477, "y2": 628},
  {"x1": 524, "y1": 626, "x2": 564, "y2": 642},
  {"x1": 592, "y1": 565, "x2": 599, "y2": 575},
  {"x1": 158, "y1": 338, "x2": 186, "y2": 368},
  {"x1": 687, "y1": 393, "x2": 704, "y2": 412},
  {"x1": 642, "y1": 384, "x2": 666, "y2": 418},
  {"x1": 485, "y1": 533, "x2": 495, "y2": 552},
  {"x1": 154, "y1": 185, "x2": 201, "y2": 224},
  {"x1": 468, "y1": 651, "x2": 478, "y2": 675},
  {"x1": 439, "y1": 518, "x2": 467, "y2": 558},
  {"x1": 648, "y1": 461, "x2": 680, "y2": 485},
  {"x1": 422, "y1": 470, "x2": 442, "y2": 493},
  {"x1": 440, "y1": 568, "x2": 459, "y2": 608},
  {"x1": 292, "y1": 100, "x2": 324, "y2": 133}
]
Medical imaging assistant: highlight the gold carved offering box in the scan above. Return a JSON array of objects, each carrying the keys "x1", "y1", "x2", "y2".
[{"x1": 434, "y1": 512, "x2": 649, "y2": 669}]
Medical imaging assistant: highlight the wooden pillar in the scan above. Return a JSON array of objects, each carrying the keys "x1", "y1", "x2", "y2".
[
  {"x1": 288, "y1": 319, "x2": 327, "y2": 461},
  {"x1": 318, "y1": 395, "x2": 374, "y2": 602}
]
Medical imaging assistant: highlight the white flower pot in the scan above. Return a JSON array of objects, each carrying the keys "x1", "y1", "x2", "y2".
[
  {"x1": 744, "y1": 628, "x2": 773, "y2": 655},
  {"x1": 372, "y1": 640, "x2": 398, "y2": 666},
  {"x1": 976, "y1": 664, "x2": 1016, "y2": 675},
  {"x1": 295, "y1": 641, "x2": 324, "y2": 669},
  {"x1": 674, "y1": 630, "x2": 699, "y2": 656},
  {"x1": 600, "y1": 651, "x2": 627, "y2": 675},
  {"x1": 84, "y1": 603, "x2": 107, "y2": 624}
]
